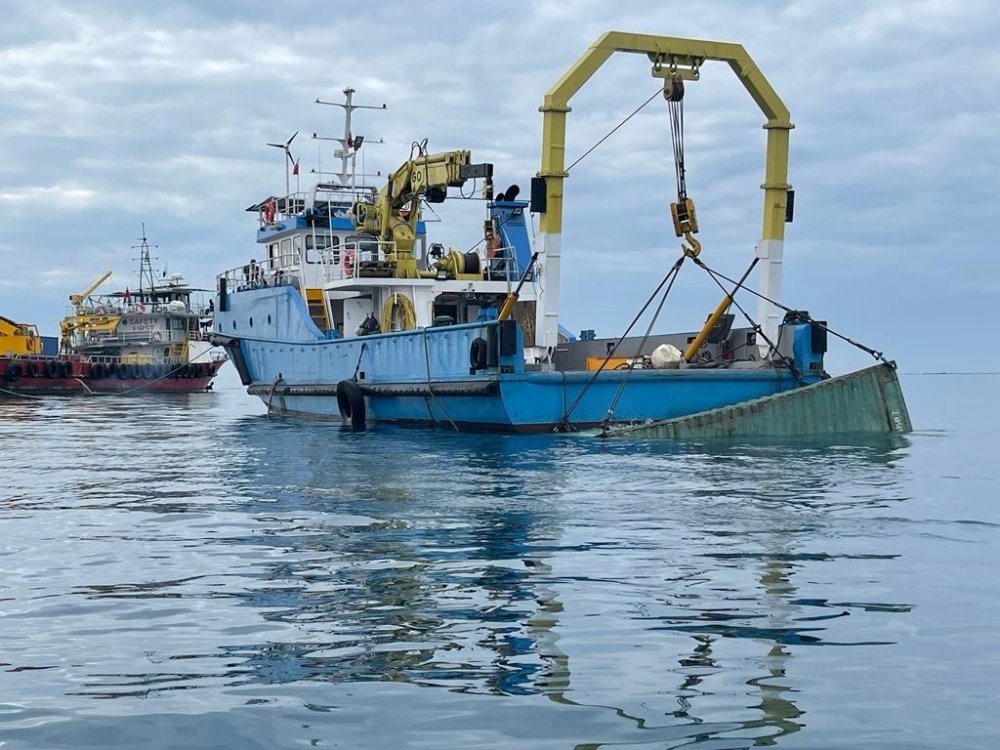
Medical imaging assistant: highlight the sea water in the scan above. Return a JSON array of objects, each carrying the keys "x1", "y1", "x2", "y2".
[{"x1": 0, "y1": 371, "x2": 997, "y2": 749}]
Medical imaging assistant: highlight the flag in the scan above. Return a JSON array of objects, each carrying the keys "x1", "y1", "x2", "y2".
[
  {"x1": 123, "y1": 287, "x2": 130, "y2": 303},
  {"x1": 292, "y1": 159, "x2": 299, "y2": 176}
]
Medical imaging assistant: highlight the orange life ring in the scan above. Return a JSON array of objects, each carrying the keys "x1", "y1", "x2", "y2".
[
  {"x1": 263, "y1": 200, "x2": 276, "y2": 223},
  {"x1": 152, "y1": 331, "x2": 162, "y2": 342},
  {"x1": 133, "y1": 303, "x2": 145, "y2": 313},
  {"x1": 486, "y1": 234, "x2": 499, "y2": 258},
  {"x1": 342, "y1": 250, "x2": 355, "y2": 278}
]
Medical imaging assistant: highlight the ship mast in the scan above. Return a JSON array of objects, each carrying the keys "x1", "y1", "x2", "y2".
[
  {"x1": 131, "y1": 222, "x2": 159, "y2": 301},
  {"x1": 314, "y1": 87, "x2": 386, "y2": 194}
]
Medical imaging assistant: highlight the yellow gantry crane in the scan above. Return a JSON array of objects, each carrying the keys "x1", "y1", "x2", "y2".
[{"x1": 532, "y1": 31, "x2": 794, "y2": 360}]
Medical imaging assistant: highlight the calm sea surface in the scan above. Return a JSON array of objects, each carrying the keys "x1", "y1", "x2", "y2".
[{"x1": 1, "y1": 371, "x2": 997, "y2": 749}]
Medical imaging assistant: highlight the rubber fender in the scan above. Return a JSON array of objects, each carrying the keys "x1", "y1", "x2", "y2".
[
  {"x1": 128, "y1": 364, "x2": 139, "y2": 379},
  {"x1": 60, "y1": 361, "x2": 73, "y2": 378},
  {"x1": 45, "y1": 360, "x2": 60, "y2": 378},
  {"x1": 25, "y1": 362, "x2": 38, "y2": 377},
  {"x1": 4, "y1": 363, "x2": 22, "y2": 382},
  {"x1": 117, "y1": 364, "x2": 129, "y2": 379},
  {"x1": 336, "y1": 379, "x2": 367, "y2": 431},
  {"x1": 470, "y1": 337, "x2": 488, "y2": 370},
  {"x1": 91, "y1": 363, "x2": 104, "y2": 379}
]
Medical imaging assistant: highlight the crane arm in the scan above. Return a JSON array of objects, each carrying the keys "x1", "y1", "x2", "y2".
[
  {"x1": 69, "y1": 270, "x2": 113, "y2": 306},
  {"x1": 351, "y1": 149, "x2": 492, "y2": 278}
]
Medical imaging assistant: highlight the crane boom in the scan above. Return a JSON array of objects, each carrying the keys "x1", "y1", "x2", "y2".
[{"x1": 69, "y1": 270, "x2": 113, "y2": 307}]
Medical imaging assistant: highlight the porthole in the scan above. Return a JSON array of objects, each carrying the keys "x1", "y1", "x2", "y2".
[
  {"x1": 268, "y1": 314, "x2": 272, "y2": 325},
  {"x1": 249, "y1": 317, "x2": 254, "y2": 328},
  {"x1": 232, "y1": 320, "x2": 236, "y2": 330}
]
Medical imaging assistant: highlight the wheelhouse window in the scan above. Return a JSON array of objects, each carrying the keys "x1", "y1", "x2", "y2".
[{"x1": 305, "y1": 232, "x2": 339, "y2": 264}]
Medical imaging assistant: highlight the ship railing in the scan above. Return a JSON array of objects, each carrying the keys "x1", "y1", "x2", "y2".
[
  {"x1": 73, "y1": 330, "x2": 186, "y2": 347},
  {"x1": 323, "y1": 239, "x2": 393, "y2": 282},
  {"x1": 260, "y1": 189, "x2": 370, "y2": 226},
  {"x1": 260, "y1": 247, "x2": 300, "y2": 288},
  {"x1": 218, "y1": 249, "x2": 302, "y2": 293},
  {"x1": 482, "y1": 245, "x2": 521, "y2": 282}
]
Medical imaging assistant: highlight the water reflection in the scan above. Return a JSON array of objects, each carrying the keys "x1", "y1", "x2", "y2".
[{"x1": 51, "y1": 412, "x2": 914, "y2": 748}]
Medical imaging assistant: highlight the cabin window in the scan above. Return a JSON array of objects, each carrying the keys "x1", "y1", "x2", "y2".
[
  {"x1": 279, "y1": 238, "x2": 292, "y2": 269},
  {"x1": 305, "y1": 233, "x2": 338, "y2": 264}
]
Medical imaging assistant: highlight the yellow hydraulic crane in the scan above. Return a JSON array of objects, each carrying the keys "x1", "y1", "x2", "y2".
[
  {"x1": 532, "y1": 32, "x2": 794, "y2": 360},
  {"x1": 69, "y1": 270, "x2": 113, "y2": 310},
  {"x1": 61, "y1": 270, "x2": 120, "y2": 342},
  {"x1": 351, "y1": 147, "x2": 493, "y2": 278}
]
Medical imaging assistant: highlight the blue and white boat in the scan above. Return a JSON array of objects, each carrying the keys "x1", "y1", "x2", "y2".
[{"x1": 212, "y1": 34, "x2": 895, "y2": 434}]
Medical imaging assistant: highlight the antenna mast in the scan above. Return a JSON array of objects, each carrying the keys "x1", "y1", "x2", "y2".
[
  {"x1": 314, "y1": 87, "x2": 386, "y2": 192},
  {"x1": 131, "y1": 222, "x2": 159, "y2": 299}
]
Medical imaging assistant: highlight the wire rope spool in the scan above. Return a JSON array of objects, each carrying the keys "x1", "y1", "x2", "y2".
[{"x1": 380, "y1": 292, "x2": 417, "y2": 333}]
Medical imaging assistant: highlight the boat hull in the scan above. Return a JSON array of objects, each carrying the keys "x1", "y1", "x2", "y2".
[
  {"x1": 0, "y1": 357, "x2": 220, "y2": 396},
  {"x1": 247, "y1": 367, "x2": 813, "y2": 432}
]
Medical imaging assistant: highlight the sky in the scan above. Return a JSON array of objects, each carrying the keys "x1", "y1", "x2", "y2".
[{"x1": 1, "y1": 0, "x2": 998, "y2": 374}]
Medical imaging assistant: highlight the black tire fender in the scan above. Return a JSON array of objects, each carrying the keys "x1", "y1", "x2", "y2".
[
  {"x1": 336, "y1": 379, "x2": 367, "y2": 431},
  {"x1": 469, "y1": 337, "x2": 488, "y2": 370}
]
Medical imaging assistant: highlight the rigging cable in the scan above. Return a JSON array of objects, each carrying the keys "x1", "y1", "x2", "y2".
[
  {"x1": 599, "y1": 259, "x2": 685, "y2": 435},
  {"x1": 668, "y1": 79, "x2": 686, "y2": 201},
  {"x1": 689, "y1": 256, "x2": 890, "y2": 364},
  {"x1": 565, "y1": 87, "x2": 663, "y2": 173},
  {"x1": 693, "y1": 255, "x2": 803, "y2": 384},
  {"x1": 555, "y1": 255, "x2": 686, "y2": 431}
]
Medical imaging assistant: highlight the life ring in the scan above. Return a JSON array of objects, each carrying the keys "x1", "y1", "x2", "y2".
[
  {"x1": 87, "y1": 335, "x2": 99, "y2": 345},
  {"x1": 336, "y1": 379, "x2": 366, "y2": 431},
  {"x1": 152, "y1": 331, "x2": 162, "y2": 342},
  {"x1": 133, "y1": 303, "x2": 145, "y2": 313},
  {"x1": 486, "y1": 234, "x2": 499, "y2": 258},
  {"x1": 470, "y1": 337, "x2": 488, "y2": 370},
  {"x1": 342, "y1": 250, "x2": 355, "y2": 278},
  {"x1": 263, "y1": 200, "x2": 276, "y2": 223}
]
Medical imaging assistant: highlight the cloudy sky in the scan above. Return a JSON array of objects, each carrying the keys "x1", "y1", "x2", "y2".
[{"x1": 2, "y1": 0, "x2": 997, "y2": 373}]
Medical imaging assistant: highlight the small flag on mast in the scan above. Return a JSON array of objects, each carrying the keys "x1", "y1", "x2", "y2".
[{"x1": 292, "y1": 159, "x2": 299, "y2": 176}]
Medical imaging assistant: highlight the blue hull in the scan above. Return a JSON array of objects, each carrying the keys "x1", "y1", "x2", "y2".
[{"x1": 215, "y1": 287, "x2": 819, "y2": 432}]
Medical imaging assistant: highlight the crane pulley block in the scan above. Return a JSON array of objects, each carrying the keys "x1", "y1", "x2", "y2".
[{"x1": 670, "y1": 197, "x2": 698, "y2": 237}]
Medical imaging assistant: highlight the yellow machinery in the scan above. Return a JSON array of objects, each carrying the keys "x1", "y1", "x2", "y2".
[
  {"x1": 533, "y1": 32, "x2": 794, "y2": 361},
  {"x1": 0, "y1": 315, "x2": 43, "y2": 356},
  {"x1": 60, "y1": 270, "x2": 121, "y2": 343},
  {"x1": 351, "y1": 148, "x2": 493, "y2": 279}
]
